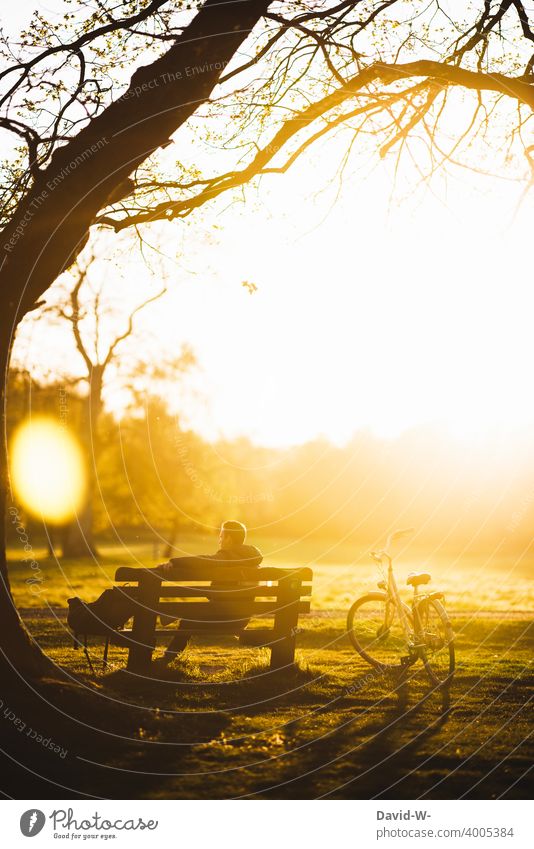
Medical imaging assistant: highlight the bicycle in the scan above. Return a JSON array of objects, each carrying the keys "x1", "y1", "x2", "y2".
[{"x1": 347, "y1": 529, "x2": 455, "y2": 688}]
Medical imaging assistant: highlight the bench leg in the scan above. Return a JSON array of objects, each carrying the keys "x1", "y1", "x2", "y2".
[
  {"x1": 127, "y1": 572, "x2": 161, "y2": 673},
  {"x1": 127, "y1": 630, "x2": 157, "y2": 672},
  {"x1": 270, "y1": 634, "x2": 296, "y2": 670},
  {"x1": 271, "y1": 576, "x2": 301, "y2": 671}
]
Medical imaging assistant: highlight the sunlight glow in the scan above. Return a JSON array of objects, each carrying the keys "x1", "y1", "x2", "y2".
[
  {"x1": 14, "y1": 126, "x2": 534, "y2": 449},
  {"x1": 10, "y1": 418, "x2": 86, "y2": 523}
]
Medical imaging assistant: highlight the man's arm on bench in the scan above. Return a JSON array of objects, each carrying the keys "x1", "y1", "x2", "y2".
[{"x1": 152, "y1": 554, "x2": 219, "y2": 580}]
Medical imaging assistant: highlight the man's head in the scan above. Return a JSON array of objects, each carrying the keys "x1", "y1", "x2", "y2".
[{"x1": 219, "y1": 520, "x2": 246, "y2": 550}]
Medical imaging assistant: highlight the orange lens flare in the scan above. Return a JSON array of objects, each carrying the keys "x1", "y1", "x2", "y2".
[{"x1": 10, "y1": 418, "x2": 86, "y2": 523}]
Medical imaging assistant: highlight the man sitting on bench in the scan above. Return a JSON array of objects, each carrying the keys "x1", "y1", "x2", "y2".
[{"x1": 155, "y1": 520, "x2": 262, "y2": 665}]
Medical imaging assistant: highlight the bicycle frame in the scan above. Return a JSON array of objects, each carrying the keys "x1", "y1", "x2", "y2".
[
  {"x1": 380, "y1": 553, "x2": 413, "y2": 644},
  {"x1": 388, "y1": 557, "x2": 415, "y2": 646},
  {"x1": 378, "y1": 553, "x2": 445, "y2": 658},
  {"x1": 349, "y1": 529, "x2": 455, "y2": 685},
  {"x1": 372, "y1": 528, "x2": 422, "y2": 652}
]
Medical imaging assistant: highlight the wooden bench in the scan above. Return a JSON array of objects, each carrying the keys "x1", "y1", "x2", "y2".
[{"x1": 107, "y1": 564, "x2": 313, "y2": 672}]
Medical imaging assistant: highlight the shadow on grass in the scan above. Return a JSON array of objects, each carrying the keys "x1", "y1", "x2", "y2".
[
  {"x1": 5, "y1": 614, "x2": 532, "y2": 799},
  {"x1": 251, "y1": 671, "x2": 454, "y2": 799}
]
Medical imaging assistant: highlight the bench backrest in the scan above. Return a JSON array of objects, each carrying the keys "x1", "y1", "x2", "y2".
[{"x1": 114, "y1": 565, "x2": 313, "y2": 622}]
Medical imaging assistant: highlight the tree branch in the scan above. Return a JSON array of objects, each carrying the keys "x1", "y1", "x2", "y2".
[
  {"x1": 102, "y1": 287, "x2": 167, "y2": 369},
  {"x1": 69, "y1": 260, "x2": 94, "y2": 374},
  {"x1": 1, "y1": 0, "x2": 272, "y2": 320},
  {"x1": 97, "y1": 58, "x2": 534, "y2": 231}
]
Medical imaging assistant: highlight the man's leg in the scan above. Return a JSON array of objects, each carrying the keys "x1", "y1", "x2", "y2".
[{"x1": 161, "y1": 623, "x2": 191, "y2": 665}]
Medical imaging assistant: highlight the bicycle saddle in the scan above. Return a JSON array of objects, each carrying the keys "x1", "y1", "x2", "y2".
[{"x1": 406, "y1": 571, "x2": 431, "y2": 587}]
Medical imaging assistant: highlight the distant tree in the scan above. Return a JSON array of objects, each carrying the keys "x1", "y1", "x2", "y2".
[
  {"x1": 39, "y1": 251, "x2": 166, "y2": 557},
  {"x1": 98, "y1": 398, "x2": 207, "y2": 555},
  {"x1": 98, "y1": 352, "x2": 199, "y2": 556}
]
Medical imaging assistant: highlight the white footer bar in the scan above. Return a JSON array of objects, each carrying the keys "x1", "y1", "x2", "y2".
[{"x1": 3, "y1": 799, "x2": 531, "y2": 848}]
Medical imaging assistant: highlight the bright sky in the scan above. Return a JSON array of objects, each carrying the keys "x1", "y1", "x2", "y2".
[
  {"x1": 137, "y1": 157, "x2": 534, "y2": 446},
  {"x1": 8, "y1": 2, "x2": 534, "y2": 448}
]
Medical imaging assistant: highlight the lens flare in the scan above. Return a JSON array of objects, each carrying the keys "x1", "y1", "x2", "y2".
[{"x1": 10, "y1": 418, "x2": 86, "y2": 523}]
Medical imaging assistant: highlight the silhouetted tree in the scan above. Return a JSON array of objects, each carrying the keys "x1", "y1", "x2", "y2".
[
  {"x1": 0, "y1": 0, "x2": 272, "y2": 674},
  {"x1": 43, "y1": 252, "x2": 166, "y2": 557}
]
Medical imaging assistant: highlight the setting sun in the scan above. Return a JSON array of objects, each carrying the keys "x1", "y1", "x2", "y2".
[{"x1": 10, "y1": 418, "x2": 87, "y2": 523}]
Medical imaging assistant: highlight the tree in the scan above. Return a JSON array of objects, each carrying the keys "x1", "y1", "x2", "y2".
[
  {"x1": 98, "y1": 398, "x2": 209, "y2": 555},
  {"x1": 2, "y1": 0, "x2": 534, "y2": 676},
  {"x1": 96, "y1": 347, "x2": 199, "y2": 555},
  {"x1": 0, "y1": 0, "x2": 272, "y2": 675},
  {"x1": 41, "y1": 251, "x2": 166, "y2": 557}
]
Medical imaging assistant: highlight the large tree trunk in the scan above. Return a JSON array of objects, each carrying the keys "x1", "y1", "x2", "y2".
[{"x1": 0, "y1": 0, "x2": 271, "y2": 679}]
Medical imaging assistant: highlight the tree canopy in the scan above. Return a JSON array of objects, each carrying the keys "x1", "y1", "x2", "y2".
[{"x1": 3, "y1": 0, "x2": 534, "y2": 263}]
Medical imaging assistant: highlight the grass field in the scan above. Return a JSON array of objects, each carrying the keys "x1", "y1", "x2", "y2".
[
  {"x1": 2, "y1": 538, "x2": 533, "y2": 799},
  {"x1": 8, "y1": 533, "x2": 534, "y2": 612}
]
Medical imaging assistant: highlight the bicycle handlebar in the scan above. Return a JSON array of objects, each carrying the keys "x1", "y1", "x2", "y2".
[{"x1": 372, "y1": 528, "x2": 414, "y2": 563}]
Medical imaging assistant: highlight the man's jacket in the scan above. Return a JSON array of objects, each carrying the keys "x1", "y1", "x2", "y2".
[{"x1": 166, "y1": 544, "x2": 263, "y2": 596}]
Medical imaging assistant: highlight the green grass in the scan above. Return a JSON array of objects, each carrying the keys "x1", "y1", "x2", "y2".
[{"x1": 3, "y1": 539, "x2": 533, "y2": 799}]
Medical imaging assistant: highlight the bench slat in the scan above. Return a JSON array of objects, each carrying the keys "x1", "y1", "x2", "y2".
[
  {"x1": 114, "y1": 583, "x2": 312, "y2": 599},
  {"x1": 156, "y1": 600, "x2": 311, "y2": 618},
  {"x1": 114, "y1": 565, "x2": 313, "y2": 583}
]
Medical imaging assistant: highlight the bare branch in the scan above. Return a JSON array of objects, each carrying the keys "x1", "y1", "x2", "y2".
[
  {"x1": 69, "y1": 257, "x2": 95, "y2": 373},
  {"x1": 102, "y1": 286, "x2": 167, "y2": 368}
]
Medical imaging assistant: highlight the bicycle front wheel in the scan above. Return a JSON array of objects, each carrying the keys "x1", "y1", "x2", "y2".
[
  {"x1": 347, "y1": 592, "x2": 413, "y2": 672},
  {"x1": 418, "y1": 597, "x2": 455, "y2": 687}
]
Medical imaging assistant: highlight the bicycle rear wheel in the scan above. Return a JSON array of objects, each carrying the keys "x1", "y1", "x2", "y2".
[
  {"x1": 347, "y1": 592, "x2": 413, "y2": 672},
  {"x1": 418, "y1": 597, "x2": 455, "y2": 687}
]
